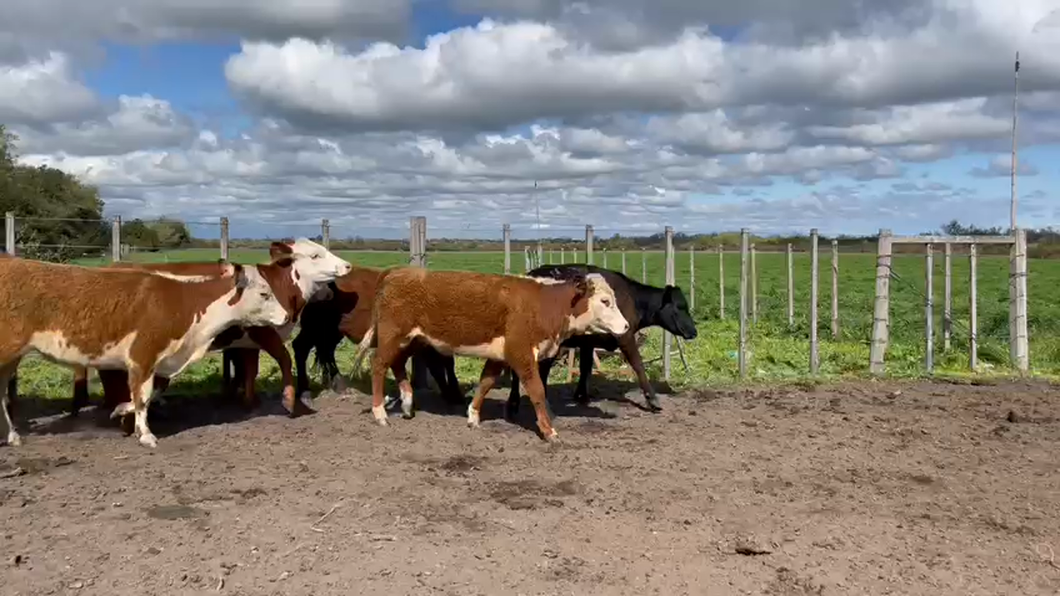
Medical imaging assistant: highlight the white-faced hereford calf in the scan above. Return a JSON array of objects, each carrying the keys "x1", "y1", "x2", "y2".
[
  {"x1": 354, "y1": 269, "x2": 629, "y2": 441},
  {"x1": 0, "y1": 256, "x2": 290, "y2": 448},
  {"x1": 66, "y1": 239, "x2": 351, "y2": 417}
]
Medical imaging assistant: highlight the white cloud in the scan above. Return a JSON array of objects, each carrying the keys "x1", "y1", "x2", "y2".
[
  {"x1": 0, "y1": 53, "x2": 99, "y2": 125},
  {"x1": 225, "y1": 2, "x2": 1060, "y2": 133}
]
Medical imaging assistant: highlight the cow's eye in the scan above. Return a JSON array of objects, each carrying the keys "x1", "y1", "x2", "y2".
[{"x1": 601, "y1": 298, "x2": 611, "y2": 307}]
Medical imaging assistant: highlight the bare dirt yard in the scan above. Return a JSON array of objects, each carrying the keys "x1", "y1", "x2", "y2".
[{"x1": 3, "y1": 377, "x2": 1060, "y2": 595}]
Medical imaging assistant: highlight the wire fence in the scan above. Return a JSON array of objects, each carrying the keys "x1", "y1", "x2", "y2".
[{"x1": 1, "y1": 213, "x2": 1041, "y2": 380}]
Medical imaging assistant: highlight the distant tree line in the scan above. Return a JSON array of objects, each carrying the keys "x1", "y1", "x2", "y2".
[{"x1": 0, "y1": 125, "x2": 193, "y2": 261}]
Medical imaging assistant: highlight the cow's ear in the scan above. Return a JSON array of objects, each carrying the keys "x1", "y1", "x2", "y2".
[
  {"x1": 570, "y1": 276, "x2": 590, "y2": 308},
  {"x1": 269, "y1": 241, "x2": 293, "y2": 261},
  {"x1": 232, "y1": 263, "x2": 249, "y2": 289},
  {"x1": 219, "y1": 262, "x2": 236, "y2": 278},
  {"x1": 272, "y1": 256, "x2": 295, "y2": 269},
  {"x1": 662, "y1": 284, "x2": 674, "y2": 303}
]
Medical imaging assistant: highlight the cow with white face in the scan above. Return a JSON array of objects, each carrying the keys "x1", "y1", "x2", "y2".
[
  {"x1": 65, "y1": 238, "x2": 354, "y2": 419},
  {"x1": 219, "y1": 238, "x2": 353, "y2": 414}
]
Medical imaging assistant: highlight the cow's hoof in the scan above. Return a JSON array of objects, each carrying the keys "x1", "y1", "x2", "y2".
[
  {"x1": 646, "y1": 397, "x2": 662, "y2": 412},
  {"x1": 372, "y1": 404, "x2": 389, "y2": 426},
  {"x1": 139, "y1": 433, "x2": 158, "y2": 448},
  {"x1": 331, "y1": 377, "x2": 347, "y2": 393},
  {"x1": 543, "y1": 429, "x2": 559, "y2": 443},
  {"x1": 572, "y1": 392, "x2": 590, "y2": 406},
  {"x1": 466, "y1": 404, "x2": 481, "y2": 428},
  {"x1": 6, "y1": 431, "x2": 22, "y2": 447}
]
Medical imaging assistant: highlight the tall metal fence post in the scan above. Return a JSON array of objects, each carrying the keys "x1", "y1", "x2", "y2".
[
  {"x1": 585, "y1": 224, "x2": 594, "y2": 264},
  {"x1": 4, "y1": 212, "x2": 14, "y2": 255},
  {"x1": 689, "y1": 245, "x2": 695, "y2": 312},
  {"x1": 321, "y1": 218, "x2": 331, "y2": 250},
  {"x1": 809, "y1": 228, "x2": 819, "y2": 374},
  {"x1": 663, "y1": 225, "x2": 674, "y2": 381},
  {"x1": 738, "y1": 229, "x2": 749, "y2": 378},
  {"x1": 925, "y1": 243, "x2": 935, "y2": 374},
  {"x1": 786, "y1": 243, "x2": 794, "y2": 327},
  {"x1": 111, "y1": 216, "x2": 122, "y2": 262},
  {"x1": 219, "y1": 217, "x2": 230, "y2": 262},
  {"x1": 502, "y1": 224, "x2": 511, "y2": 274}
]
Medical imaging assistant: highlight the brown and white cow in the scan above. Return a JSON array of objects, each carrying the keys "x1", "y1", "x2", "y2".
[
  {"x1": 289, "y1": 264, "x2": 464, "y2": 404},
  {"x1": 66, "y1": 238, "x2": 351, "y2": 417},
  {"x1": 352, "y1": 269, "x2": 629, "y2": 441},
  {"x1": 0, "y1": 256, "x2": 291, "y2": 448}
]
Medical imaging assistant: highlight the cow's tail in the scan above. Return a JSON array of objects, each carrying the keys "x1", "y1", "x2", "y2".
[{"x1": 350, "y1": 323, "x2": 376, "y2": 374}]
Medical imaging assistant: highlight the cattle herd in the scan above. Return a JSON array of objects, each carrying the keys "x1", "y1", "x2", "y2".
[{"x1": 0, "y1": 240, "x2": 697, "y2": 449}]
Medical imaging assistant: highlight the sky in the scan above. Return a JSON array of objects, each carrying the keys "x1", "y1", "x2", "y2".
[{"x1": 1, "y1": 1, "x2": 1059, "y2": 241}]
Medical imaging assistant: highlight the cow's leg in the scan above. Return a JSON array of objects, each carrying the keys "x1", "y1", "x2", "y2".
[
  {"x1": 1, "y1": 360, "x2": 22, "y2": 446},
  {"x1": 505, "y1": 367, "x2": 521, "y2": 420},
  {"x1": 370, "y1": 333, "x2": 403, "y2": 426},
  {"x1": 422, "y1": 352, "x2": 461, "y2": 405},
  {"x1": 99, "y1": 368, "x2": 131, "y2": 410},
  {"x1": 505, "y1": 357, "x2": 555, "y2": 421},
  {"x1": 70, "y1": 365, "x2": 91, "y2": 417},
  {"x1": 510, "y1": 353, "x2": 557, "y2": 441},
  {"x1": 241, "y1": 349, "x2": 261, "y2": 410},
  {"x1": 617, "y1": 334, "x2": 661, "y2": 412},
  {"x1": 292, "y1": 328, "x2": 316, "y2": 400},
  {"x1": 112, "y1": 371, "x2": 158, "y2": 448},
  {"x1": 572, "y1": 345, "x2": 594, "y2": 406},
  {"x1": 247, "y1": 326, "x2": 300, "y2": 414},
  {"x1": 389, "y1": 353, "x2": 416, "y2": 419},
  {"x1": 467, "y1": 360, "x2": 505, "y2": 428},
  {"x1": 221, "y1": 349, "x2": 236, "y2": 402}
]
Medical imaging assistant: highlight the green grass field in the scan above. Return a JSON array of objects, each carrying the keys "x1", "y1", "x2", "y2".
[{"x1": 13, "y1": 247, "x2": 1056, "y2": 404}]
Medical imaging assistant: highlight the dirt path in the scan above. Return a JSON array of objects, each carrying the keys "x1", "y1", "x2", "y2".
[{"x1": 3, "y1": 378, "x2": 1060, "y2": 595}]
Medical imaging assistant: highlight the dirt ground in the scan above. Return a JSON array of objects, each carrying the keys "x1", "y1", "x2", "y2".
[{"x1": 3, "y1": 376, "x2": 1060, "y2": 596}]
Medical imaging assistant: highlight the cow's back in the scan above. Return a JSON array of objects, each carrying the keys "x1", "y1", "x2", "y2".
[
  {"x1": 0, "y1": 259, "x2": 218, "y2": 351},
  {"x1": 376, "y1": 269, "x2": 524, "y2": 344}
]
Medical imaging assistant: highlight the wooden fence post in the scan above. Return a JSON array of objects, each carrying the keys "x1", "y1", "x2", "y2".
[
  {"x1": 219, "y1": 217, "x2": 230, "y2": 262},
  {"x1": 750, "y1": 243, "x2": 758, "y2": 324},
  {"x1": 641, "y1": 248, "x2": 646, "y2": 283},
  {"x1": 831, "y1": 239, "x2": 839, "y2": 339},
  {"x1": 585, "y1": 225, "x2": 594, "y2": 265},
  {"x1": 622, "y1": 249, "x2": 627, "y2": 275},
  {"x1": 502, "y1": 224, "x2": 511, "y2": 274},
  {"x1": 602, "y1": 248, "x2": 608, "y2": 269},
  {"x1": 321, "y1": 218, "x2": 330, "y2": 250},
  {"x1": 925, "y1": 243, "x2": 935, "y2": 374},
  {"x1": 1010, "y1": 228, "x2": 1029, "y2": 372},
  {"x1": 969, "y1": 243, "x2": 978, "y2": 371},
  {"x1": 409, "y1": 216, "x2": 429, "y2": 389},
  {"x1": 111, "y1": 216, "x2": 122, "y2": 262},
  {"x1": 869, "y1": 229, "x2": 893, "y2": 375},
  {"x1": 663, "y1": 226, "x2": 674, "y2": 381},
  {"x1": 809, "y1": 228, "x2": 819, "y2": 374},
  {"x1": 718, "y1": 244, "x2": 725, "y2": 320},
  {"x1": 943, "y1": 243, "x2": 951, "y2": 351},
  {"x1": 560, "y1": 247, "x2": 565, "y2": 264},
  {"x1": 739, "y1": 228, "x2": 749, "y2": 378},
  {"x1": 786, "y1": 243, "x2": 794, "y2": 327},
  {"x1": 537, "y1": 243, "x2": 543, "y2": 269},
  {"x1": 5, "y1": 211, "x2": 16, "y2": 255}
]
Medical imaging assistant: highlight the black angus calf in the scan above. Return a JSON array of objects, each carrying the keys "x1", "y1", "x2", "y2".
[{"x1": 506, "y1": 264, "x2": 697, "y2": 418}]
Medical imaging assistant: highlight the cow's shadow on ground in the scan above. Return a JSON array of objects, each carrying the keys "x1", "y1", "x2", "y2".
[
  {"x1": 14, "y1": 375, "x2": 299, "y2": 441},
  {"x1": 331, "y1": 370, "x2": 674, "y2": 435}
]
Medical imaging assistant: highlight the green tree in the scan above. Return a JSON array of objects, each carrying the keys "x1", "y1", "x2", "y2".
[{"x1": 0, "y1": 125, "x2": 107, "y2": 261}]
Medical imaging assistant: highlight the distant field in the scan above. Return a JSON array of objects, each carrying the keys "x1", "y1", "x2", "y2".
[{"x1": 14, "y1": 247, "x2": 1055, "y2": 405}]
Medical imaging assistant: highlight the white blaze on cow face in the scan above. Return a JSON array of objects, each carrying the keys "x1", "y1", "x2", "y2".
[
  {"x1": 569, "y1": 274, "x2": 629, "y2": 335},
  {"x1": 287, "y1": 238, "x2": 353, "y2": 297}
]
